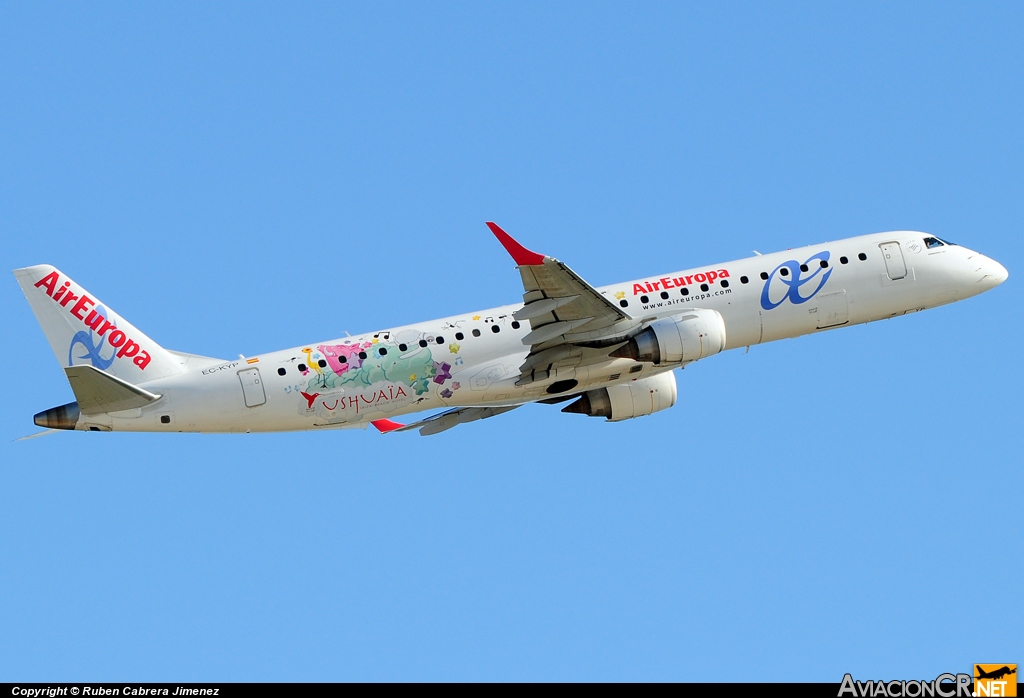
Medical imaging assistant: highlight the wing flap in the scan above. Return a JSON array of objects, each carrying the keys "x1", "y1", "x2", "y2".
[
  {"x1": 512, "y1": 295, "x2": 579, "y2": 321},
  {"x1": 521, "y1": 317, "x2": 594, "y2": 345}
]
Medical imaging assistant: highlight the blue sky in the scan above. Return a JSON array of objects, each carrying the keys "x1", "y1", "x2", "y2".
[{"x1": 1, "y1": 2, "x2": 1020, "y2": 681}]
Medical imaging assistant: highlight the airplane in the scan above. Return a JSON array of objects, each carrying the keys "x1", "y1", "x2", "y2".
[
  {"x1": 975, "y1": 666, "x2": 1016, "y2": 681},
  {"x1": 15, "y1": 223, "x2": 1007, "y2": 436}
]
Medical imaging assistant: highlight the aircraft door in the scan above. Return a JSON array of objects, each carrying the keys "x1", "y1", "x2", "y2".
[
  {"x1": 238, "y1": 368, "x2": 266, "y2": 408},
  {"x1": 816, "y1": 290, "x2": 849, "y2": 328},
  {"x1": 880, "y1": 242, "x2": 907, "y2": 280}
]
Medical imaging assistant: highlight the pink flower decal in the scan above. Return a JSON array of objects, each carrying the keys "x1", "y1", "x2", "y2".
[{"x1": 320, "y1": 342, "x2": 372, "y2": 375}]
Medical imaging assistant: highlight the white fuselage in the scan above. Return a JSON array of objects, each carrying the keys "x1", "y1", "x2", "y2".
[{"x1": 82, "y1": 231, "x2": 1006, "y2": 433}]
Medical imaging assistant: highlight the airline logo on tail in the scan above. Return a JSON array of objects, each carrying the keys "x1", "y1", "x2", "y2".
[{"x1": 33, "y1": 271, "x2": 154, "y2": 370}]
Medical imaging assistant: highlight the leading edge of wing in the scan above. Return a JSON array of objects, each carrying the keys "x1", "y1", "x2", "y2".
[{"x1": 486, "y1": 222, "x2": 546, "y2": 266}]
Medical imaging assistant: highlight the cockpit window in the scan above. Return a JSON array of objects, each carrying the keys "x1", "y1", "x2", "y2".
[
  {"x1": 923, "y1": 237, "x2": 944, "y2": 249},
  {"x1": 938, "y1": 237, "x2": 957, "y2": 246}
]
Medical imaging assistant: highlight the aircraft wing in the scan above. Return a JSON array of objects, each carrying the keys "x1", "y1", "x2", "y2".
[
  {"x1": 489, "y1": 222, "x2": 629, "y2": 341},
  {"x1": 487, "y1": 222, "x2": 641, "y2": 385},
  {"x1": 371, "y1": 224, "x2": 645, "y2": 436},
  {"x1": 372, "y1": 405, "x2": 520, "y2": 436}
]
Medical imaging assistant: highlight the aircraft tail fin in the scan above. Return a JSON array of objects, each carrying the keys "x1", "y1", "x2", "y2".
[{"x1": 14, "y1": 264, "x2": 185, "y2": 384}]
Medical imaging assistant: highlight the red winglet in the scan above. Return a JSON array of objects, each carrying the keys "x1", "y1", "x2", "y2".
[
  {"x1": 371, "y1": 418, "x2": 404, "y2": 434},
  {"x1": 486, "y1": 222, "x2": 546, "y2": 266}
]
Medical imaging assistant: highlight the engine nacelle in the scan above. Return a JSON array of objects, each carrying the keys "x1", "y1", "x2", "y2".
[
  {"x1": 562, "y1": 371, "x2": 678, "y2": 422},
  {"x1": 610, "y1": 309, "x2": 726, "y2": 365}
]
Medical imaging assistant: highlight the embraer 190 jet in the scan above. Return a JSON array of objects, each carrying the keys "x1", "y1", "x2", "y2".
[{"x1": 16, "y1": 224, "x2": 1007, "y2": 436}]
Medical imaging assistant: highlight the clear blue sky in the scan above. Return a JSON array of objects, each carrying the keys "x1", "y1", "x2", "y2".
[{"x1": 2, "y1": 2, "x2": 1020, "y2": 682}]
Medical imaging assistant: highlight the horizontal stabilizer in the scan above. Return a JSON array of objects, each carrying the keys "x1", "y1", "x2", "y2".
[
  {"x1": 65, "y1": 365, "x2": 162, "y2": 415},
  {"x1": 16, "y1": 429, "x2": 60, "y2": 441}
]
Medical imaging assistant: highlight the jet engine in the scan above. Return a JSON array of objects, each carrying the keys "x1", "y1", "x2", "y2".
[
  {"x1": 609, "y1": 309, "x2": 726, "y2": 365},
  {"x1": 562, "y1": 371, "x2": 678, "y2": 422}
]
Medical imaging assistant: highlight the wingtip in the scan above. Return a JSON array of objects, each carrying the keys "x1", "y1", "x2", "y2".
[
  {"x1": 486, "y1": 222, "x2": 546, "y2": 266},
  {"x1": 371, "y1": 418, "x2": 405, "y2": 434}
]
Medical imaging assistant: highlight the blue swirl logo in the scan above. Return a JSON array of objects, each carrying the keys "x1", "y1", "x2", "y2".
[
  {"x1": 68, "y1": 305, "x2": 115, "y2": 370},
  {"x1": 760, "y1": 251, "x2": 832, "y2": 310}
]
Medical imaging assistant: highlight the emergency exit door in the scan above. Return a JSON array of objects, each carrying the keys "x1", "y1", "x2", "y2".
[
  {"x1": 238, "y1": 368, "x2": 266, "y2": 408},
  {"x1": 880, "y1": 242, "x2": 907, "y2": 280}
]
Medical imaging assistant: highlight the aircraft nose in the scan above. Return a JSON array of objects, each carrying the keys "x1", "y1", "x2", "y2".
[{"x1": 978, "y1": 256, "x2": 1009, "y2": 289}]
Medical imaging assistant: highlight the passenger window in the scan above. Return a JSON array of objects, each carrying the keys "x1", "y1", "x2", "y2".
[
  {"x1": 760, "y1": 272, "x2": 769, "y2": 280},
  {"x1": 436, "y1": 336, "x2": 444, "y2": 344},
  {"x1": 923, "y1": 237, "x2": 944, "y2": 249},
  {"x1": 419, "y1": 340, "x2": 428, "y2": 348},
  {"x1": 511, "y1": 321, "x2": 521, "y2": 329},
  {"x1": 740, "y1": 276, "x2": 749, "y2": 284},
  {"x1": 640, "y1": 295, "x2": 649, "y2": 303},
  {"x1": 399, "y1": 343, "x2": 407, "y2": 351},
  {"x1": 858, "y1": 252, "x2": 867, "y2": 261},
  {"x1": 780, "y1": 268, "x2": 789, "y2": 277},
  {"x1": 491, "y1": 325, "x2": 500, "y2": 333},
  {"x1": 378, "y1": 348, "x2": 387, "y2": 356},
  {"x1": 472, "y1": 329, "x2": 481, "y2": 337},
  {"x1": 800, "y1": 264, "x2": 809, "y2": 272},
  {"x1": 318, "y1": 359, "x2": 327, "y2": 368},
  {"x1": 700, "y1": 283, "x2": 708, "y2": 292},
  {"x1": 820, "y1": 260, "x2": 828, "y2": 268},
  {"x1": 339, "y1": 356, "x2": 347, "y2": 364},
  {"x1": 660, "y1": 291, "x2": 669, "y2": 300},
  {"x1": 721, "y1": 280, "x2": 729, "y2": 288},
  {"x1": 277, "y1": 367, "x2": 286, "y2": 376},
  {"x1": 840, "y1": 256, "x2": 849, "y2": 264},
  {"x1": 619, "y1": 299, "x2": 629, "y2": 307},
  {"x1": 455, "y1": 332, "x2": 464, "y2": 341},
  {"x1": 298, "y1": 363, "x2": 307, "y2": 372},
  {"x1": 681, "y1": 288, "x2": 689, "y2": 296},
  {"x1": 358, "y1": 351, "x2": 367, "y2": 360}
]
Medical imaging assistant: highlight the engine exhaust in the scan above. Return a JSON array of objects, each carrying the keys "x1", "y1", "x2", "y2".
[
  {"x1": 608, "y1": 327, "x2": 661, "y2": 363},
  {"x1": 34, "y1": 402, "x2": 81, "y2": 430},
  {"x1": 561, "y1": 388, "x2": 613, "y2": 418}
]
